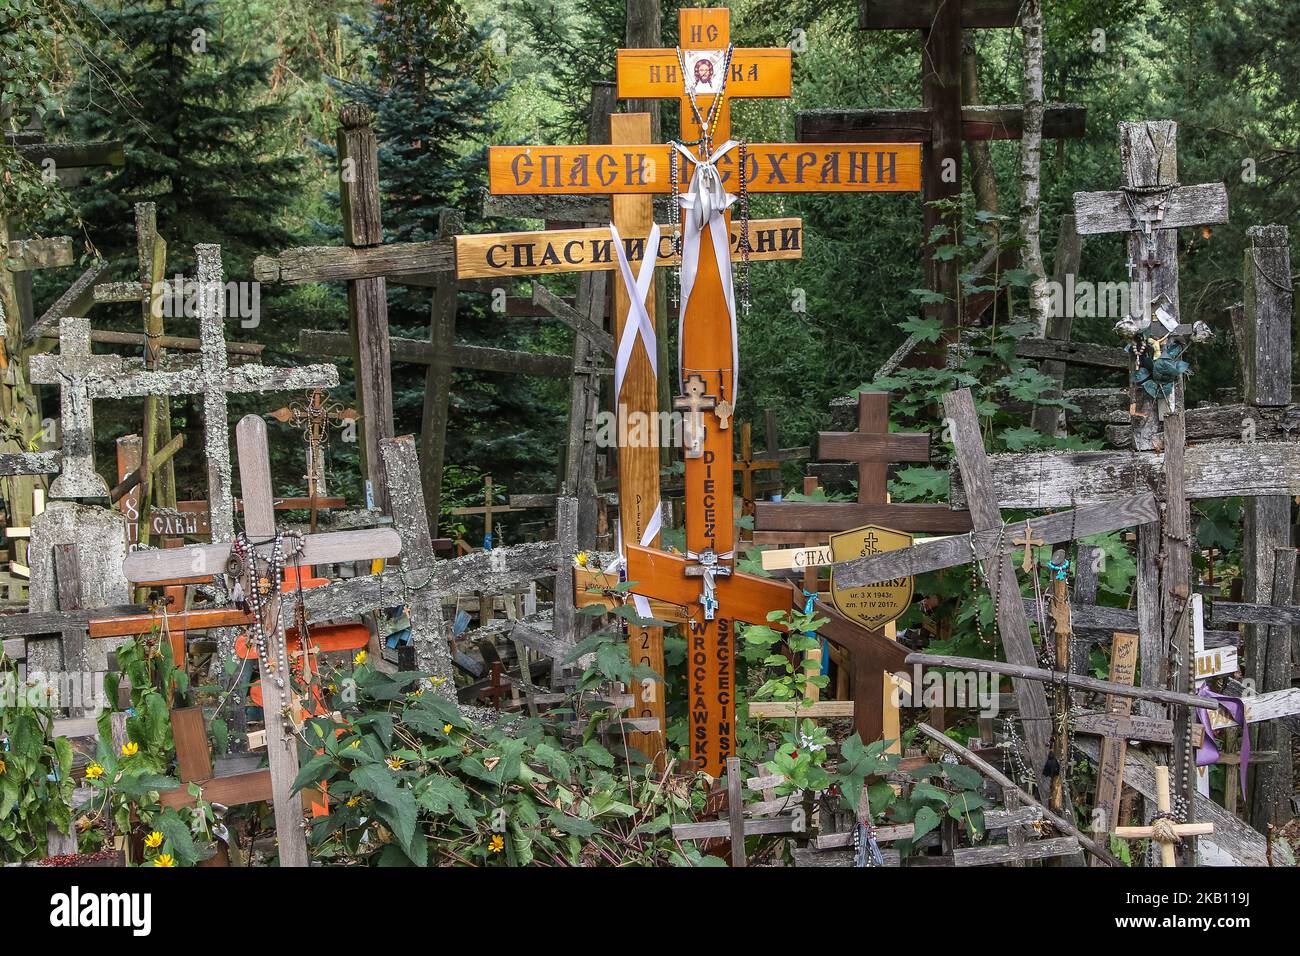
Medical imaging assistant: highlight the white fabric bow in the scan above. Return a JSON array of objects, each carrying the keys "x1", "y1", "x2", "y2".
[{"x1": 672, "y1": 139, "x2": 741, "y2": 410}]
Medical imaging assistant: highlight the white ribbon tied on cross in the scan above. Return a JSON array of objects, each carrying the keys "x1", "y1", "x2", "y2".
[
  {"x1": 672, "y1": 139, "x2": 741, "y2": 409},
  {"x1": 608, "y1": 221, "x2": 660, "y2": 404}
]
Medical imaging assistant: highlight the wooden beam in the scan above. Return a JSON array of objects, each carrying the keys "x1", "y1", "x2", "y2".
[
  {"x1": 798, "y1": 104, "x2": 1085, "y2": 142},
  {"x1": 834, "y1": 494, "x2": 1158, "y2": 587},
  {"x1": 252, "y1": 240, "x2": 453, "y2": 284}
]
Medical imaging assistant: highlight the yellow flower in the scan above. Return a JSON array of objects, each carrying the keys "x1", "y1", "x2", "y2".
[
  {"x1": 407, "y1": 688, "x2": 425, "y2": 698},
  {"x1": 349, "y1": 739, "x2": 361, "y2": 749},
  {"x1": 353, "y1": 650, "x2": 367, "y2": 666},
  {"x1": 346, "y1": 796, "x2": 362, "y2": 808},
  {"x1": 0, "y1": 757, "x2": 6, "y2": 774},
  {"x1": 575, "y1": 551, "x2": 588, "y2": 568},
  {"x1": 430, "y1": 676, "x2": 446, "y2": 686},
  {"x1": 386, "y1": 756, "x2": 405, "y2": 770},
  {"x1": 153, "y1": 854, "x2": 175, "y2": 868},
  {"x1": 488, "y1": 834, "x2": 504, "y2": 854},
  {"x1": 85, "y1": 763, "x2": 104, "y2": 780},
  {"x1": 121, "y1": 742, "x2": 139, "y2": 757},
  {"x1": 443, "y1": 723, "x2": 453, "y2": 735},
  {"x1": 144, "y1": 831, "x2": 164, "y2": 849}
]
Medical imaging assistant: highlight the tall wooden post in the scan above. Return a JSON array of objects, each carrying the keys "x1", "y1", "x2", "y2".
[
  {"x1": 610, "y1": 109, "x2": 666, "y2": 764},
  {"x1": 338, "y1": 104, "x2": 394, "y2": 514},
  {"x1": 1237, "y1": 224, "x2": 1295, "y2": 830},
  {"x1": 421, "y1": 210, "x2": 461, "y2": 535}
]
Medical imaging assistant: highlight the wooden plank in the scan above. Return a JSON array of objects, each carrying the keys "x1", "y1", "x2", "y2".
[
  {"x1": 859, "y1": 0, "x2": 1022, "y2": 30},
  {"x1": 609, "y1": 110, "x2": 667, "y2": 765},
  {"x1": 252, "y1": 240, "x2": 453, "y2": 284},
  {"x1": 616, "y1": 47, "x2": 791, "y2": 99},
  {"x1": 726, "y1": 757, "x2": 746, "y2": 867},
  {"x1": 907, "y1": 652, "x2": 1215, "y2": 711},
  {"x1": 25, "y1": 261, "x2": 109, "y2": 343},
  {"x1": 454, "y1": 218, "x2": 802, "y2": 279},
  {"x1": 753, "y1": 501, "x2": 972, "y2": 534},
  {"x1": 159, "y1": 770, "x2": 272, "y2": 810},
  {"x1": 747, "y1": 700, "x2": 855, "y2": 719},
  {"x1": 949, "y1": 442, "x2": 1300, "y2": 509},
  {"x1": 121, "y1": 527, "x2": 401, "y2": 582},
  {"x1": 942, "y1": 389, "x2": 1052, "y2": 789},
  {"x1": 488, "y1": 144, "x2": 921, "y2": 194},
  {"x1": 12, "y1": 140, "x2": 125, "y2": 169},
  {"x1": 1207, "y1": 687, "x2": 1300, "y2": 731},
  {"x1": 797, "y1": 104, "x2": 1085, "y2": 142},
  {"x1": 952, "y1": 836, "x2": 1080, "y2": 867},
  {"x1": 813, "y1": 430, "x2": 929, "y2": 463},
  {"x1": 1074, "y1": 711, "x2": 1174, "y2": 745},
  {"x1": 832, "y1": 493, "x2": 1158, "y2": 587},
  {"x1": 1073, "y1": 182, "x2": 1229, "y2": 235},
  {"x1": 1093, "y1": 632, "x2": 1139, "y2": 835},
  {"x1": 5, "y1": 237, "x2": 73, "y2": 272},
  {"x1": 0, "y1": 452, "x2": 60, "y2": 476},
  {"x1": 1212, "y1": 600, "x2": 1300, "y2": 627}
]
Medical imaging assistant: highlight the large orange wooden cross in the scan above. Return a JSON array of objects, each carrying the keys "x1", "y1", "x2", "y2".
[{"x1": 489, "y1": 7, "x2": 920, "y2": 777}]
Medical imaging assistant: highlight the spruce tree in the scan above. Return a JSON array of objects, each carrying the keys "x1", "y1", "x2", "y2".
[
  {"x1": 335, "y1": 2, "x2": 568, "y2": 521},
  {"x1": 47, "y1": 0, "x2": 303, "y2": 276}
]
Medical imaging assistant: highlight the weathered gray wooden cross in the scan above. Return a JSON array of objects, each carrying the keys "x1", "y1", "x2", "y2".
[
  {"x1": 29, "y1": 245, "x2": 337, "y2": 536},
  {"x1": 121, "y1": 415, "x2": 403, "y2": 867}
]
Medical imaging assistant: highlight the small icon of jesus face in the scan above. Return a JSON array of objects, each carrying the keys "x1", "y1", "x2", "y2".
[{"x1": 693, "y1": 57, "x2": 715, "y2": 89}]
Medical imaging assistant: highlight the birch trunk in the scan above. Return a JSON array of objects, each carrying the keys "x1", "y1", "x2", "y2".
[{"x1": 1019, "y1": 0, "x2": 1051, "y2": 334}]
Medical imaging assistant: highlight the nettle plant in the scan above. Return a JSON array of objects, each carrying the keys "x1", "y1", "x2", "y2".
[{"x1": 296, "y1": 655, "x2": 723, "y2": 866}]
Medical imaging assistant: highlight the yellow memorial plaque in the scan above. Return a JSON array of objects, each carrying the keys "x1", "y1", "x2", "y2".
[{"x1": 828, "y1": 525, "x2": 913, "y2": 630}]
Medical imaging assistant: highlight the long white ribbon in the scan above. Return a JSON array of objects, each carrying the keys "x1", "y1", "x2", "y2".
[
  {"x1": 673, "y1": 139, "x2": 741, "y2": 408},
  {"x1": 608, "y1": 222, "x2": 661, "y2": 403}
]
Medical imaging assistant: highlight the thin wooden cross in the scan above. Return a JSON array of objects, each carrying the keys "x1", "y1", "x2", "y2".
[
  {"x1": 1013, "y1": 521, "x2": 1046, "y2": 573},
  {"x1": 267, "y1": 389, "x2": 358, "y2": 533},
  {"x1": 1112, "y1": 765, "x2": 1213, "y2": 867},
  {"x1": 120, "y1": 415, "x2": 402, "y2": 866},
  {"x1": 734, "y1": 421, "x2": 782, "y2": 521},
  {"x1": 450, "y1": 477, "x2": 522, "y2": 550}
]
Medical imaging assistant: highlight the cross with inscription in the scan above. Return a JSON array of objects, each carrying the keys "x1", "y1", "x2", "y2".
[
  {"x1": 485, "y1": 8, "x2": 918, "y2": 776},
  {"x1": 496, "y1": 6, "x2": 915, "y2": 777}
]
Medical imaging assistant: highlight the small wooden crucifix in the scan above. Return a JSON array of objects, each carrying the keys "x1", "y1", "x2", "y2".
[
  {"x1": 267, "y1": 388, "x2": 359, "y2": 532},
  {"x1": 450, "y1": 476, "x2": 521, "y2": 551},
  {"x1": 1112, "y1": 765, "x2": 1213, "y2": 867},
  {"x1": 1013, "y1": 521, "x2": 1046, "y2": 574}
]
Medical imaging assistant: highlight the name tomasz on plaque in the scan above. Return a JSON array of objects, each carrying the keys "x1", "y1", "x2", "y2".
[{"x1": 828, "y1": 525, "x2": 913, "y2": 630}]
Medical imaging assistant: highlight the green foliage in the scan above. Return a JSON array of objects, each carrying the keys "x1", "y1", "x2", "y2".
[
  {"x1": 0, "y1": 657, "x2": 76, "y2": 862},
  {"x1": 299, "y1": 660, "x2": 718, "y2": 866}
]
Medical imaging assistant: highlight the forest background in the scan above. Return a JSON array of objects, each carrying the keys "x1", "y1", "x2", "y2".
[{"x1": 3, "y1": 0, "x2": 1298, "y2": 543}]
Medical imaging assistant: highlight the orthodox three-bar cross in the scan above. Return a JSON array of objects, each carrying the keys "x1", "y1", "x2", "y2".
[
  {"x1": 489, "y1": 6, "x2": 919, "y2": 777},
  {"x1": 121, "y1": 415, "x2": 402, "y2": 867}
]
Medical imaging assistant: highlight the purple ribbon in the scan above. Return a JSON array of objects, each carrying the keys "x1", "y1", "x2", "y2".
[{"x1": 1196, "y1": 684, "x2": 1249, "y2": 800}]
